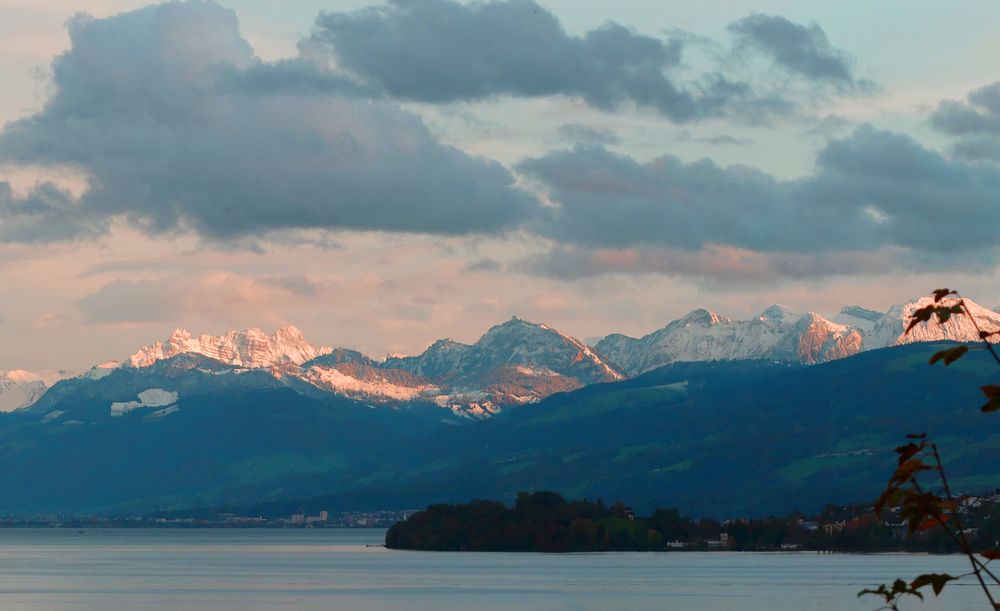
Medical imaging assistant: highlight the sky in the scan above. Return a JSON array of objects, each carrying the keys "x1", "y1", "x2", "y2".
[{"x1": 1, "y1": 0, "x2": 999, "y2": 371}]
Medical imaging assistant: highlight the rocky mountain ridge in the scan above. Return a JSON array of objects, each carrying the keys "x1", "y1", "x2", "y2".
[
  {"x1": 595, "y1": 305, "x2": 862, "y2": 377},
  {"x1": 595, "y1": 297, "x2": 1000, "y2": 376},
  {"x1": 128, "y1": 325, "x2": 333, "y2": 369}
]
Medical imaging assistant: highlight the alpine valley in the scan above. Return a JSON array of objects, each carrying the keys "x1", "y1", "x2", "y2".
[{"x1": 1, "y1": 296, "x2": 999, "y2": 517}]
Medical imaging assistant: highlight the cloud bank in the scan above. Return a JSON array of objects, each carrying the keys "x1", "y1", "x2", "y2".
[
  {"x1": 0, "y1": 0, "x2": 992, "y2": 285},
  {"x1": 518, "y1": 125, "x2": 1000, "y2": 277},
  {"x1": 312, "y1": 0, "x2": 872, "y2": 122},
  {"x1": 0, "y1": 1, "x2": 540, "y2": 244}
]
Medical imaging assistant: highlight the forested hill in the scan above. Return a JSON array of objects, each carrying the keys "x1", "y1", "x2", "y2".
[{"x1": 385, "y1": 491, "x2": 1000, "y2": 553}]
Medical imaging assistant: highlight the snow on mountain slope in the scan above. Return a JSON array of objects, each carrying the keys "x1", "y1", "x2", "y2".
[
  {"x1": 84, "y1": 361, "x2": 121, "y2": 380},
  {"x1": 129, "y1": 325, "x2": 332, "y2": 369},
  {"x1": 302, "y1": 365, "x2": 436, "y2": 403},
  {"x1": 596, "y1": 306, "x2": 862, "y2": 376},
  {"x1": 366, "y1": 316, "x2": 624, "y2": 413},
  {"x1": 773, "y1": 313, "x2": 862, "y2": 365},
  {"x1": 299, "y1": 350, "x2": 438, "y2": 404},
  {"x1": 387, "y1": 316, "x2": 623, "y2": 393},
  {"x1": 863, "y1": 296, "x2": 1000, "y2": 350},
  {"x1": 597, "y1": 297, "x2": 1000, "y2": 377},
  {"x1": 110, "y1": 388, "x2": 179, "y2": 417},
  {"x1": 831, "y1": 306, "x2": 883, "y2": 333},
  {"x1": 0, "y1": 369, "x2": 74, "y2": 412},
  {"x1": 382, "y1": 339, "x2": 468, "y2": 380},
  {"x1": 116, "y1": 319, "x2": 620, "y2": 417}
]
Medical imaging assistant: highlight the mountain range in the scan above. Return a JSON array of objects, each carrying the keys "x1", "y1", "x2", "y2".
[
  {"x1": 1, "y1": 295, "x2": 999, "y2": 516},
  {"x1": 3, "y1": 296, "x2": 998, "y2": 417}
]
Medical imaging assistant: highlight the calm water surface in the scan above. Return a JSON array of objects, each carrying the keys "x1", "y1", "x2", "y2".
[{"x1": 0, "y1": 528, "x2": 989, "y2": 610}]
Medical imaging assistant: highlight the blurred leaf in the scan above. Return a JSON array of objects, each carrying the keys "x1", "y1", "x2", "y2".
[
  {"x1": 910, "y1": 573, "x2": 955, "y2": 596},
  {"x1": 932, "y1": 289, "x2": 955, "y2": 303},
  {"x1": 929, "y1": 346, "x2": 968, "y2": 366},
  {"x1": 894, "y1": 440, "x2": 926, "y2": 465},
  {"x1": 906, "y1": 306, "x2": 935, "y2": 333},
  {"x1": 982, "y1": 386, "x2": 1000, "y2": 413}
]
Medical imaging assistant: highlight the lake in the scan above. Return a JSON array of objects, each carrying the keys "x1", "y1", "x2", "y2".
[{"x1": 0, "y1": 528, "x2": 989, "y2": 610}]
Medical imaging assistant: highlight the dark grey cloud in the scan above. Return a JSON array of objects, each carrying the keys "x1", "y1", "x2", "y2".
[
  {"x1": 215, "y1": 58, "x2": 375, "y2": 98},
  {"x1": 953, "y1": 137, "x2": 1000, "y2": 162},
  {"x1": 0, "y1": 181, "x2": 104, "y2": 244},
  {"x1": 557, "y1": 123, "x2": 621, "y2": 146},
  {"x1": 518, "y1": 141, "x2": 872, "y2": 253},
  {"x1": 0, "y1": 1, "x2": 540, "y2": 244},
  {"x1": 932, "y1": 82, "x2": 1000, "y2": 162},
  {"x1": 932, "y1": 82, "x2": 1000, "y2": 135},
  {"x1": 313, "y1": 0, "x2": 712, "y2": 122},
  {"x1": 312, "y1": 1, "x2": 866, "y2": 123},
  {"x1": 728, "y1": 14, "x2": 874, "y2": 93},
  {"x1": 517, "y1": 125, "x2": 1000, "y2": 277}
]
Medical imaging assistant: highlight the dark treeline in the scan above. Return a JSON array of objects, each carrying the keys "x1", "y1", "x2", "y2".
[{"x1": 385, "y1": 491, "x2": 1000, "y2": 553}]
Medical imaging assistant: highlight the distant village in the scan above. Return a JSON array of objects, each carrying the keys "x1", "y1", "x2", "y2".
[
  {"x1": 0, "y1": 509, "x2": 418, "y2": 529},
  {"x1": 654, "y1": 489, "x2": 1000, "y2": 551},
  {"x1": 3, "y1": 489, "x2": 1000, "y2": 553}
]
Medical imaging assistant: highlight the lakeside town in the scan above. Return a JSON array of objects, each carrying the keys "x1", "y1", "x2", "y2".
[{"x1": 0, "y1": 509, "x2": 418, "y2": 529}]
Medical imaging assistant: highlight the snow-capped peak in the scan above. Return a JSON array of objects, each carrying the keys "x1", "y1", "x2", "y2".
[
  {"x1": 594, "y1": 295, "x2": 1000, "y2": 378},
  {"x1": 758, "y1": 304, "x2": 801, "y2": 324},
  {"x1": 83, "y1": 360, "x2": 121, "y2": 380},
  {"x1": 865, "y1": 296, "x2": 1000, "y2": 349},
  {"x1": 674, "y1": 308, "x2": 726, "y2": 327},
  {"x1": 839, "y1": 305, "x2": 882, "y2": 323},
  {"x1": 1, "y1": 370, "x2": 43, "y2": 384},
  {"x1": 831, "y1": 305, "x2": 883, "y2": 333},
  {"x1": 129, "y1": 325, "x2": 333, "y2": 369},
  {"x1": 0, "y1": 369, "x2": 74, "y2": 412},
  {"x1": 596, "y1": 306, "x2": 861, "y2": 376}
]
